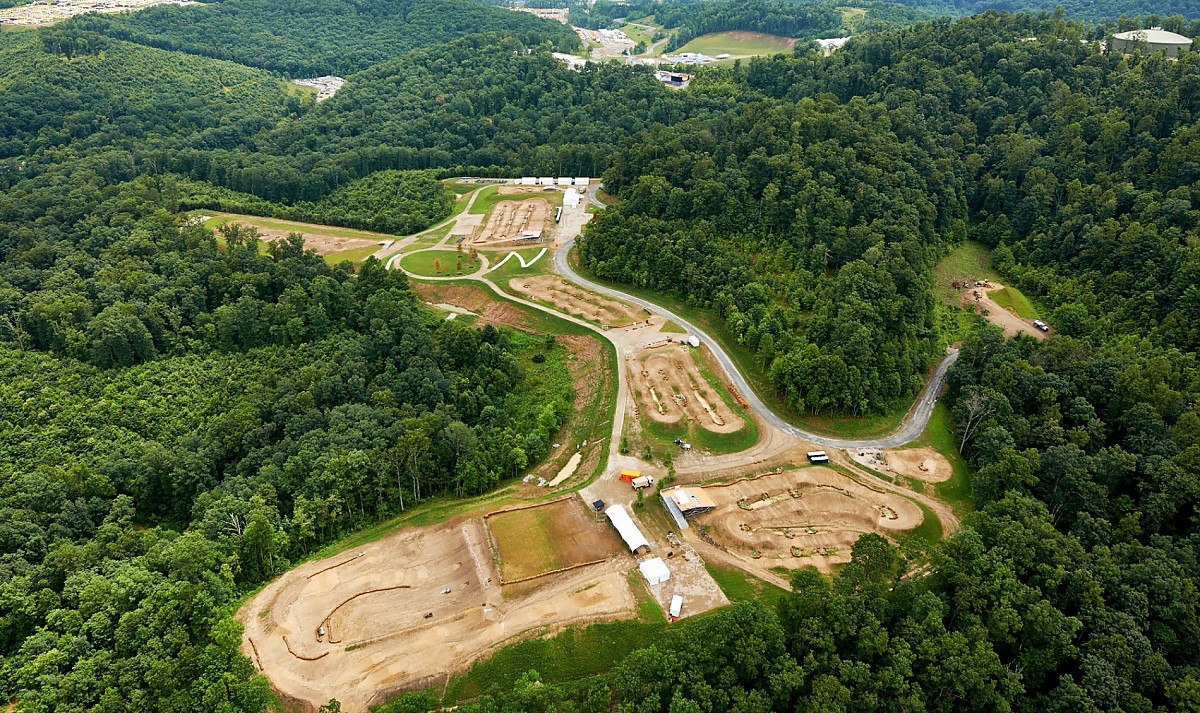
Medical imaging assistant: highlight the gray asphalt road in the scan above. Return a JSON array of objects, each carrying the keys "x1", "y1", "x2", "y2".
[{"x1": 554, "y1": 237, "x2": 959, "y2": 449}]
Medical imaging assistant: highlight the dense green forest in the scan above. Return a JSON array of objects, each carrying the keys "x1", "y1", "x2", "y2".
[
  {"x1": 68, "y1": 0, "x2": 579, "y2": 76},
  {"x1": 1, "y1": 3, "x2": 1200, "y2": 713}
]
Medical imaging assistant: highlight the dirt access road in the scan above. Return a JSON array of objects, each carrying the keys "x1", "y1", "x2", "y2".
[{"x1": 972, "y1": 284, "x2": 1049, "y2": 340}]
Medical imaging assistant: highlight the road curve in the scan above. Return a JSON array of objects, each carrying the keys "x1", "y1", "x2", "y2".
[{"x1": 554, "y1": 238, "x2": 959, "y2": 449}]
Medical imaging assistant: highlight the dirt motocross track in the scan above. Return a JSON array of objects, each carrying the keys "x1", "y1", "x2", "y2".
[
  {"x1": 693, "y1": 466, "x2": 924, "y2": 573},
  {"x1": 630, "y1": 345, "x2": 744, "y2": 434},
  {"x1": 509, "y1": 275, "x2": 646, "y2": 328},
  {"x1": 474, "y1": 199, "x2": 550, "y2": 243},
  {"x1": 240, "y1": 518, "x2": 635, "y2": 712}
]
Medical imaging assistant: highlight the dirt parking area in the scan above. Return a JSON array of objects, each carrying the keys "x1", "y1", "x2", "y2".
[
  {"x1": 630, "y1": 345, "x2": 744, "y2": 434},
  {"x1": 509, "y1": 275, "x2": 646, "y2": 327},
  {"x1": 240, "y1": 517, "x2": 636, "y2": 712},
  {"x1": 691, "y1": 467, "x2": 923, "y2": 574},
  {"x1": 475, "y1": 199, "x2": 551, "y2": 243},
  {"x1": 485, "y1": 498, "x2": 623, "y2": 582},
  {"x1": 885, "y1": 447, "x2": 953, "y2": 483}
]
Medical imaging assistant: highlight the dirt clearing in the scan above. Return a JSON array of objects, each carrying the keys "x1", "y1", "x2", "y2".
[
  {"x1": 630, "y1": 345, "x2": 744, "y2": 434},
  {"x1": 485, "y1": 498, "x2": 623, "y2": 582},
  {"x1": 240, "y1": 517, "x2": 636, "y2": 712},
  {"x1": 475, "y1": 199, "x2": 550, "y2": 243},
  {"x1": 211, "y1": 214, "x2": 386, "y2": 255},
  {"x1": 509, "y1": 275, "x2": 646, "y2": 327},
  {"x1": 960, "y1": 284, "x2": 1049, "y2": 339},
  {"x1": 884, "y1": 447, "x2": 953, "y2": 483},
  {"x1": 692, "y1": 467, "x2": 923, "y2": 574}
]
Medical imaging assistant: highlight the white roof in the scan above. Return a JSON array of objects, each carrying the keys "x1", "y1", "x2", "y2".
[
  {"x1": 1114, "y1": 29, "x2": 1192, "y2": 45},
  {"x1": 639, "y1": 557, "x2": 671, "y2": 585},
  {"x1": 606, "y1": 504, "x2": 650, "y2": 553},
  {"x1": 670, "y1": 595, "x2": 683, "y2": 617}
]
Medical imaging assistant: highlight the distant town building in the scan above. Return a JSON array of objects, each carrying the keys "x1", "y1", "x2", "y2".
[
  {"x1": 815, "y1": 37, "x2": 851, "y2": 55},
  {"x1": 293, "y1": 76, "x2": 346, "y2": 102},
  {"x1": 1112, "y1": 28, "x2": 1193, "y2": 57},
  {"x1": 551, "y1": 52, "x2": 588, "y2": 71},
  {"x1": 655, "y1": 70, "x2": 691, "y2": 88}
]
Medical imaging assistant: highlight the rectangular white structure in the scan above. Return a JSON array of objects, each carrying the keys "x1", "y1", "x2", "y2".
[
  {"x1": 539, "y1": 177, "x2": 555, "y2": 186},
  {"x1": 639, "y1": 557, "x2": 671, "y2": 585},
  {"x1": 670, "y1": 595, "x2": 683, "y2": 618},
  {"x1": 520, "y1": 177, "x2": 537, "y2": 186},
  {"x1": 574, "y1": 177, "x2": 590, "y2": 187},
  {"x1": 563, "y1": 188, "x2": 581, "y2": 208},
  {"x1": 557, "y1": 177, "x2": 572, "y2": 186},
  {"x1": 605, "y1": 504, "x2": 650, "y2": 554}
]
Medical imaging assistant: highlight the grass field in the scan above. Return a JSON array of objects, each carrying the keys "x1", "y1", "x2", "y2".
[
  {"x1": 933, "y1": 241, "x2": 1004, "y2": 305},
  {"x1": 487, "y1": 247, "x2": 554, "y2": 282},
  {"x1": 704, "y1": 562, "x2": 789, "y2": 608},
  {"x1": 485, "y1": 499, "x2": 618, "y2": 581},
  {"x1": 675, "y1": 31, "x2": 795, "y2": 57},
  {"x1": 989, "y1": 286, "x2": 1040, "y2": 319},
  {"x1": 399, "y1": 249, "x2": 480, "y2": 277},
  {"x1": 323, "y1": 244, "x2": 381, "y2": 265},
  {"x1": 469, "y1": 185, "x2": 564, "y2": 216},
  {"x1": 908, "y1": 402, "x2": 974, "y2": 513},
  {"x1": 619, "y1": 23, "x2": 655, "y2": 45}
]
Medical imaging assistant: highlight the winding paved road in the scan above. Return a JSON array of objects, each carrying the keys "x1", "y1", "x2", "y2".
[
  {"x1": 393, "y1": 186, "x2": 958, "y2": 450},
  {"x1": 553, "y1": 238, "x2": 959, "y2": 450}
]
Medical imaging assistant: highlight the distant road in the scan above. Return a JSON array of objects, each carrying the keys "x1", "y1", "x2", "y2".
[{"x1": 554, "y1": 238, "x2": 959, "y2": 449}]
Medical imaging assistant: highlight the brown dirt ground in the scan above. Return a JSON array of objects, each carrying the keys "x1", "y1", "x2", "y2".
[
  {"x1": 509, "y1": 275, "x2": 645, "y2": 328},
  {"x1": 886, "y1": 447, "x2": 953, "y2": 483},
  {"x1": 219, "y1": 219, "x2": 383, "y2": 256},
  {"x1": 629, "y1": 345, "x2": 744, "y2": 434},
  {"x1": 485, "y1": 498, "x2": 623, "y2": 581},
  {"x1": 960, "y1": 284, "x2": 1049, "y2": 340},
  {"x1": 239, "y1": 517, "x2": 636, "y2": 712},
  {"x1": 475, "y1": 199, "x2": 550, "y2": 243},
  {"x1": 410, "y1": 283, "x2": 539, "y2": 333},
  {"x1": 691, "y1": 466, "x2": 923, "y2": 574}
]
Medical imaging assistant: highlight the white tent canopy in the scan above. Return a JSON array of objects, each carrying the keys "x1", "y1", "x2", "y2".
[
  {"x1": 639, "y1": 557, "x2": 671, "y2": 585},
  {"x1": 605, "y1": 504, "x2": 650, "y2": 553},
  {"x1": 563, "y1": 188, "x2": 581, "y2": 207}
]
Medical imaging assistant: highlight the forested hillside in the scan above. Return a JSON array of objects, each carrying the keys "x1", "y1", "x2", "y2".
[
  {"x1": 70, "y1": 0, "x2": 579, "y2": 76},
  {"x1": 0, "y1": 171, "x2": 573, "y2": 710},
  {"x1": 1, "y1": 4, "x2": 1200, "y2": 712},
  {"x1": 581, "y1": 97, "x2": 963, "y2": 414},
  {"x1": 0, "y1": 30, "x2": 300, "y2": 161}
]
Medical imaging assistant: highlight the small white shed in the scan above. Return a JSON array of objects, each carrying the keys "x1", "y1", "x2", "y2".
[
  {"x1": 669, "y1": 595, "x2": 683, "y2": 618},
  {"x1": 639, "y1": 557, "x2": 671, "y2": 585},
  {"x1": 539, "y1": 177, "x2": 555, "y2": 186},
  {"x1": 563, "y1": 188, "x2": 581, "y2": 207}
]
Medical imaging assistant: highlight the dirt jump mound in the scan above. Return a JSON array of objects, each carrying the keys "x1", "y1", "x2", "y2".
[{"x1": 885, "y1": 447, "x2": 954, "y2": 483}]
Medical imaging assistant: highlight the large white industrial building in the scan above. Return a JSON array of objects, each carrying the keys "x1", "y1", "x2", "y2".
[{"x1": 1112, "y1": 28, "x2": 1193, "y2": 57}]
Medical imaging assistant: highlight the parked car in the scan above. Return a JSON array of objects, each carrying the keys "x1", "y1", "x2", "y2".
[{"x1": 1033, "y1": 320, "x2": 1050, "y2": 332}]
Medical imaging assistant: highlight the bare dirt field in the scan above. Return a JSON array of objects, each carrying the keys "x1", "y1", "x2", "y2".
[
  {"x1": 212, "y1": 215, "x2": 386, "y2": 255},
  {"x1": 509, "y1": 275, "x2": 647, "y2": 327},
  {"x1": 691, "y1": 467, "x2": 924, "y2": 573},
  {"x1": 629, "y1": 345, "x2": 744, "y2": 434},
  {"x1": 886, "y1": 447, "x2": 953, "y2": 483},
  {"x1": 475, "y1": 199, "x2": 551, "y2": 243},
  {"x1": 411, "y1": 283, "x2": 541, "y2": 333},
  {"x1": 961, "y1": 284, "x2": 1048, "y2": 340},
  {"x1": 240, "y1": 518, "x2": 636, "y2": 712},
  {"x1": 485, "y1": 498, "x2": 623, "y2": 582}
]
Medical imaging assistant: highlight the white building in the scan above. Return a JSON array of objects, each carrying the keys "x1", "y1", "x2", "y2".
[
  {"x1": 1112, "y1": 28, "x2": 1193, "y2": 57},
  {"x1": 574, "y1": 177, "x2": 590, "y2": 187},
  {"x1": 605, "y1": 504, "x2": 650, "y2": 554},
  {"x1": 563, "y1": 188, "x2": 581, "y2": 207},
  {"x1": 539, "y1": 177, "x2": 555, "y2": 186},
  {"x1": 638, "y1": 557, "x2": 671, "y2": 585}
]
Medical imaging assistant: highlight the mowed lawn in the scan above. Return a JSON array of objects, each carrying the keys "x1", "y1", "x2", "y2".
[
  {"x1": 933, "y1": 240, "x2": 1004, "y2": 305},
  {"x1": 399, "y1": 249, "x2": 480, "y2": 277},
  {"x1": 676, "y1": 31, "x2": 796, "y2": 57}
]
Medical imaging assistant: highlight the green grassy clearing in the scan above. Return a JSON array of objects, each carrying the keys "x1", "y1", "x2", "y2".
[
  {"x1": 900, "y1": 402, "x2": 973, "y2": 514},
  {"x1": 660, "y1": 320, "x2": 686, "y2": 333},
  {"x1": 469, "y1": 185, "x2": 564, "y2": 216},
  {"x1": 486, "y1": 246, "x2": 554, "y2": 282},
  {"x1": 400, "y1": 249, "x2": 481, "y2": 277},
  {"x1": 933, "y1": 240, "x2": 1004, "y2": 305},
  {"x1": 323, "y1": 243, "x2": 381, "y2": 266},
  {"x1": 896, "y1": 500, "x2": 944, "y2": 559},
  {"x1": 839, "y1": 6, "x2": 868, "y2": 28},
  {"x1": 989, "y1": 286, "x2": 1040, "y2": 319},
  {"x1": 676, "y1": 31, "x2": 795, "y2": 57},
  {"x1": 704, "y1": 562, "x2": 789, "y2": 608},
  {"x1": 619, "y1": 23, "x2": 654, "y2": 44}
]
